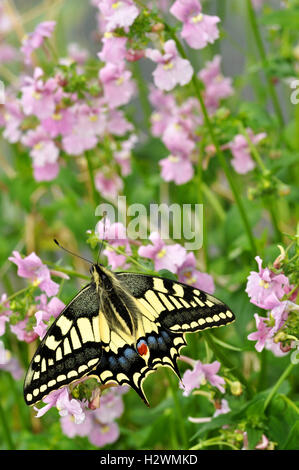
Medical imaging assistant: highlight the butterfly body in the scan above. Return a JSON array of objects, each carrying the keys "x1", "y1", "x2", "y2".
[{"x1": 24, "y1": 263, "x2": 235, "y2": 406}]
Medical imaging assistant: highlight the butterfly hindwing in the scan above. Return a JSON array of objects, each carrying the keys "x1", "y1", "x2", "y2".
[
  {"x1": 24, "y1": 283, "x2": 102, "y2": 405},
  {"x1": 115, "y1": 272, "x2": 235, "y2": 334},
  {"x1": 89, "y1": 328, "x2": 186, "y2": 406}
]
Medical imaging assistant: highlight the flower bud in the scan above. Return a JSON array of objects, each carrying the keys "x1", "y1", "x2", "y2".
[
  {"x1": 230, "y1": 380, "x2": 243, "y2": 396},
  {"x1": 151, "y1": 23, "x2": 165, "y2": 33}
]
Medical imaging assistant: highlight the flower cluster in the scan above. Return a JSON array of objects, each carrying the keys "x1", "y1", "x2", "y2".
[
  {"x1": 0, "y1": 251, "x2": 66, "y2": 344},
  {"x1": 1, "y1": 11, "x2": 137, "y2": 194},
  {"x1": 138, "y1": 231, "x2": 215, "y2": 294},
  {"x1": 93, "y1": 218, "x2": 214, "y2": 294},
  {"x1": 246, "y1": 255, "x2": 298, "y2": 356},
  {"x1": 35, "y1": 384, "x2": 127, "y2": 448},
  {"x1": 148, "y1": 53, "x2": 233, "y2": 185}
]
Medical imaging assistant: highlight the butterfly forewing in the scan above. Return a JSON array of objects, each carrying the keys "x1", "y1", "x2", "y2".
[
  {"x1": 115, "y1": 273, "x2": 235, "y2": 333},
  {"x1": 24, "y1": 284, "x2": 102, "y2": 405}
]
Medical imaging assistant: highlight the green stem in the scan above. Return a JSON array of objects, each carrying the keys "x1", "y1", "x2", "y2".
[
  {"x1": 191, "y1": 74, "x2": 257, "y2": 255},
  {"x1": 165, "y1": 369, "x2": 188, "y2": 449},
  {"x1": 246, "y1": 0, "x2": 284, "y2": 128},
  {"x1": 204, "y1": 331, "x2": 254, "y2": 398},
  {"x1": 102, "y1": 241, "x2": 153, "y2": 273},
  {"x1": 47, "y1": 263, "x2": 90, "y2": 280},
  {"x1": 132, "y1": 61, "x2": 152, "y2": 129},
  {"x1": 0, "y1": 286, "x2": 31, "y2": 306},
  {"x1": 0, "y1": 399, "x2": 15, "y2": 450},
  {"x1": 263, "y1": 363, "x2": 296, "y2": 412},
  {"x1": 240, "y1": 125, "x2": 282, "y2": 241},
  {"x1": 7, "y1": 373, "x2": 31, "y2": 432},
  {"x1": 257, "y1": 349, "x2": 268, "y2": 391},
  {"x1": 197, "y1": 144, "x2": 209, "y2": 271},
  {"x1": 85, "y1": 151, "x2": 98, "y2": 207},
  {"x1": 202, "y1": 183, "x2": 226, "y2": 222},
  {"x1": 190, "y1": 438, "x2": 239, "y2": 451}
]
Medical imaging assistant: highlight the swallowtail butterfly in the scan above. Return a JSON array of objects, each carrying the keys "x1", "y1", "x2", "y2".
[{"x1": 24, "y1": 261, "x2": 235, "y2": 406}]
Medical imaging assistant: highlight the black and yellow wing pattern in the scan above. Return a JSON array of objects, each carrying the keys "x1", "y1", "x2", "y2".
[
  {"x1": 24, "y1": 264, "x2": 235, "y2": 407},
  {"x1": 89, "y1": 272, "x2": 235, "y2": 405},
  {"x1": 24, "y1": 284, "x2": 102, "y2": 405}
]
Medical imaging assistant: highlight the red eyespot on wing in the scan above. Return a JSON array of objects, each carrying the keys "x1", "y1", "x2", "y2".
[{"x1": 137, "y1": 341, "x2": 148, "y2": 356}]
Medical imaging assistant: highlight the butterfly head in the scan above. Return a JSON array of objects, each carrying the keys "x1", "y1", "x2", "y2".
[{"x1": 90, "y1": 263, "x2": 113, "y2": 291}]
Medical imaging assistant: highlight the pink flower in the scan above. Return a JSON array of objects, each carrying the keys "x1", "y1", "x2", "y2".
[
  {"x1": 227, "y1": 129, "x2": 266, "y2": 174},
  {"x1": 0, "y1": 341, "x2": 24, "y2": 380},
  {"x1": 94, "y1": 170, "x2": 124, "y2": 200},
  {"x1": 247, "y1": 313, "x2": 273, "y2": 353},
  {"x1": 180, "y1": 357, "x2": 225, "y2": 395},
  {"x1": 9, "y1": 251, "x2": 59, "y2": 297},
  {"x1": 162, "y1": 120, "x2": 195, "y2": 158},
  {"x1": 10, "y1": 319, "x2": 38, "y2": 343},
  {"x1": 21, "y1": 21, "x2": 56, "y2": 65},
  {"x1": 20, "y1": 67, "x2": 58, "y2": 120},
  {"x1": 33, "y1": 162, "x2": 60, "y2": 182},
  {"x1": 271, "y1": 300, "x2": 299, "y2": 332},
  {"x1": 114, "y1": 134, "x2": 137, "y2": 176},
  {"x1": 34, "y1": 295, "x2": 65, "y2": 339},
  {"x1": 62, "y1": 104, "x2": 99, "y2": 155},
  {"x1": 0, "y1": 44, "x2": 18, "y2": 63},
  {"x1": 138, "y1": 232, "x2": 187, "y2": 273},
  {"x1": 35, "y1": 387, "x2": 85, "y2": 424},
  {"x1": 93, "y1": 391, "x2": 124, "y2": 423},
  {"x1": 3, "y1": 99, "x2": 24, "y2": 143},
  {"x1": 60, "y1": 389, "x2": 124, "y2": 447},
  {"x1": 159, "y1": 155, "x2": 194, "y2": 185},
  {"x1": 146, "y1": 40, "x2": 193, "y2": 91},
  {"x1": 213, "y1": 398, "x2": 231, "y2": 417},
  {"x1": 170, "y1": 0, "x2": 220, "y2": 49},
  {"x1": 149, "y1": 87, "x2": 177, "y2": 137},
  {"x1": 30, "y1": 139, "x2": 59, "y2": 168},
  {"x1": 95, "y1": 219, "x2": 127, "y2": 243},
  {"x1": 97, "y1": 0, "x2": 139, "y2": 32},
  {"x1": 99, "y1": 62, "x2": 135, "y2": 109},
  {"x1": 89, "y1": 421, "x2": 119, "y2": 447},
  {"x1": 41, "y1": 108, "x2": 74, "y2": 138},
  {"x1": 106, "y1": 109, "x2": 133, "y2": 135},
  {"x1": 245, "y1": 256, "x2": 289, "y2": 310},
  {"x1": 95, "y1": 219, "x2": 131, "y2": 269},
  {"x1": 0, "y1": 294, "x2": 10, "y2": 336},
  {"x1": 177, "y1": 252, "x2": 215, "y2": 294},
  {"x1": 67, "y1": 43, "x2": 89, "y2": 64},
  {"x1": 21, "y1": 126, "x2": 60, "y2": 181},
  {"x1": 198, "y1": 55, "x2": 233, "y2": 113},
  {"x1": 60, "y1": 412, "x2": 93, "y2": 438},
  {"x1": 98, "y1": 34, "x2": 127, "y2": 64}
]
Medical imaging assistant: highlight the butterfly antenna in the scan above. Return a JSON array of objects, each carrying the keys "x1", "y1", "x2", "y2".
[
  {"x1": 54, "y1": 239, "x2": 93, "y2": 265},
  {"x1": 96, "y1": 211, "x2": 107, "y2": 265}
]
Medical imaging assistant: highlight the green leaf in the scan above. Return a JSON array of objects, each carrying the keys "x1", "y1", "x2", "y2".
[
  {"x1": 261, "y1": 9, "x2": 299, "y2": 29},
  {"x1": 157, "y1": 269, "x2": 178, "y2": 281},
  {"x1": 245, "y1": 425, "x2": 264, "y2": 450},
  {"x1": 282, "y1": 420, "x2": 299, "y2": 450}
]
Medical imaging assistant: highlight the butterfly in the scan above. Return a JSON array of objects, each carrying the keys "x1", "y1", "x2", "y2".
[{"x1": 24, "y1": 254, "x2": 235, "y2": 407}]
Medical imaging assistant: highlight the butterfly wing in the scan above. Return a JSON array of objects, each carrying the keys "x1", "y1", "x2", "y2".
[
  {"x1": 24, "y1": 283, "x2": 102, "y2": 405},
  {"x1": 89, "y1": 327, "x2": 186, "y2": 406},
  {"x1": 115, "y1": 272, "x2": 235, "y2": 333},
  {"x1": 88, "y1": 271, "x2": 234, "y2": 405}
]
